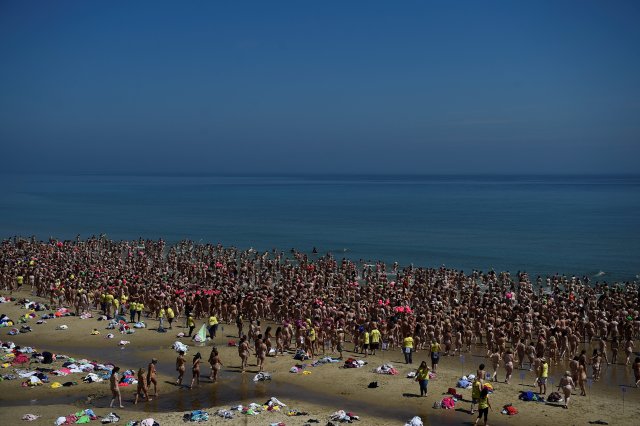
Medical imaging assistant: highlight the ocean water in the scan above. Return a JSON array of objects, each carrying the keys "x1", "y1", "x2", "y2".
[{"x1": 1, "y1": 174, "x2": 639, "y2": 282}]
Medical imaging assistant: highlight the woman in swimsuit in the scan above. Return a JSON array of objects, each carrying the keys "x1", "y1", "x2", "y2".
[
  {"x1": 134, "y1": 367, "x2": 152, "y2": 404},
  {"x1": 189, "y1": 352, "x2": 201, "y2": 389},
  {"x1": 209, "y1": 347, "x2": 223, "y2": 382},
  {"x1": 147, "y1": 358, "x2": 158, "y2": 396},
  {"x1": 558, "y1": 371, "x2": 575, "y2": 409},
  {"x1": 175, "y1": 351, "x2": 186, "y2": 386}
]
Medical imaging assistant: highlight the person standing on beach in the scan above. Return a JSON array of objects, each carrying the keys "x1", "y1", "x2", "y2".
[
  {"x1": 208, "y1": 313, "x2": 218, "y2": 339},
  {"x1": 187, "y1": 314, "x2": 195, "y2": 337},
  {"x1": 109, "y1": 366, "x2": 124, "y2": 409},
  {"x1": 147, "y1": 359, "x2": 158, "y2": 396},
  {"x1": 362, "y1": 327, "x2": 370, "y2": 357},
  {"x1": 176, "y1": 351, "x2": 186, "y2": 386},
  {"x1": 430, "y1": 339, "x2": 441, "y2": 372},
  {"x1": 166, "y1": 305, "x2": 175, "y2": 329},
  {"x1": 470, "y1": 376, "x2": 482, "y2": 414},
  {"x1": 370, "y1": 323, "x2": 381, "y2": 356},
  {"x1": 403, "y1": 334, "x2": 414, "y2": 364},
  {"x1": 415, "y1": 361, "x2": 430, "y2": 397},
  {"x1": 538, "y1": 357, "x2": 548, "y2": 395}
]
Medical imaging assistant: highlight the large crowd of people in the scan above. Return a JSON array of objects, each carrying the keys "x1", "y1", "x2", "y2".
[{"x1": 2, "y1": 235, "x2": 639, "y2": 412}]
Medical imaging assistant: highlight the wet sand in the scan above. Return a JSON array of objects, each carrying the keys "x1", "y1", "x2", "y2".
[{"x1": 1, "y1": 290, "x2": 638, "y2": 425}]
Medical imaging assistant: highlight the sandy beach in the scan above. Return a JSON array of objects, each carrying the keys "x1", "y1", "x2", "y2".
[{"x1": 1, "y1": 289, "x2": 638, "y2": 426}]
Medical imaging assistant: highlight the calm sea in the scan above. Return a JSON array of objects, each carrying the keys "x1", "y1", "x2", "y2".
[{"x1": 1, "y1": 174, "x2": 638, "y2": 282}]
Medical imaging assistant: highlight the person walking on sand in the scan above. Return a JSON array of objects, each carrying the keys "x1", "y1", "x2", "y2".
[
  {"x1": 147, "y1": 358, "x2": 158, "y2": 396},
  {"x1": 109, "y1": 366, "x2": 124, "y2": 409},
  {"x1": 189, "y1": 352, "x2": 201, "y2": 389},
  {"x1": 176, "y1": 351, "x2": 186, "y2": 386},
  {"x1": 474, "y1": 387, "x2": 491, "y2": 426},
  {"x1": 208, "y1": 347, "x2": 223, "y2": 382},
  {"x1": 558, "y1": 371, "x2": 575, "y2": 409},
  {"x1": 415, "y1": 361, "x2": 430, "y2": 397},
  {"x1": 134, "y1": 367, "x2": 152, "y2": 404}
]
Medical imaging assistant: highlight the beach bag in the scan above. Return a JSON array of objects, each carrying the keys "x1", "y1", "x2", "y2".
[
  {"x1": 547, "y1": 392, "x2": 563, "y2": 402},
  {"x1": 441, "y1": 397, "x2": 455, "y2": 409},
  {"x1": 519, "y1": 390, "x2": 534, "y2": 401}
]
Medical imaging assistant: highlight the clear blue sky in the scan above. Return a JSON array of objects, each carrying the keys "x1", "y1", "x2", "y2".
[{"x1": 1, "y1": 0, "x2": 638, "y2": 174}]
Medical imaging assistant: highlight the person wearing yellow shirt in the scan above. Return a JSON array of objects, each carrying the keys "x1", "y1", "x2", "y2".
[
  {"x1": 158, "y1": 307, "x2": 165, "y2": 330},
  {"x1": 470, "y1": 376, "x2": 482, "y2": 414},
  {"x1": 415, "y1": 360, "x2": 431, "y2": 396},
  {"x1": 475, "y1": 387, "x2": 492, "y2": 426},
  {"x1": 166, "y1": 306, "x2": 175, "y2": 329},
  {"x1": 105, "y1": 294, "x2": 114, "y2": 317},
  {"x1": 403, "y1": 335, "x2": 414, "y2": 364},
  {"x1": 129, "y1": 301, "x2": 137, "y2": 323},
  {"x1": 113, "y1": 298, "x2": 120, "y2": 317},
  {"x1": 208, "y1": 314, "x2": 219, "y2": 339},
  {"x1": 362, "y1": 330, "x2": 370, "y2": 357},
  {"x1": 538, "y1": 357, "x2": 549, "y2": 395},
  {"x1": 430, "y1": 340, "x2": 442, "y2": 372},
  {"x1": 370, "y1": 325, "x2": 381, "y2": 356},
  {"x1": 187, "y1": 314, "x2": 195, "y2": 337},
  {"x1": 136, "y1": 301, "x2": 144, "y2": 323}
]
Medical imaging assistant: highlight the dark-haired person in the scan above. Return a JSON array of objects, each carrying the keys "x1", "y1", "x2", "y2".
[
  {"x1": 474, "y1": 387, "x2": 491, "y2": 426},
  {"x1": 110, "y1": 366, "x2": 124, "y2": 408}
]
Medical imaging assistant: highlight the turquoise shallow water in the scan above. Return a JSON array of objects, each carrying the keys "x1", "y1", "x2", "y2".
[{"x1": 1, "y1": 174, "x2": 638, "y2": 281}]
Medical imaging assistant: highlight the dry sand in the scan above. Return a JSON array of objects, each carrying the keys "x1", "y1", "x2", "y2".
[{"x1": 1, "y1": 290, "x2": 638, "y2": 426}]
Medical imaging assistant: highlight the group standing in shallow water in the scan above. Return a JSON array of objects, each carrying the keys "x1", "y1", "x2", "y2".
[{"x1": 1, "y1": 236, "x2": 639, "y2": 411}]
